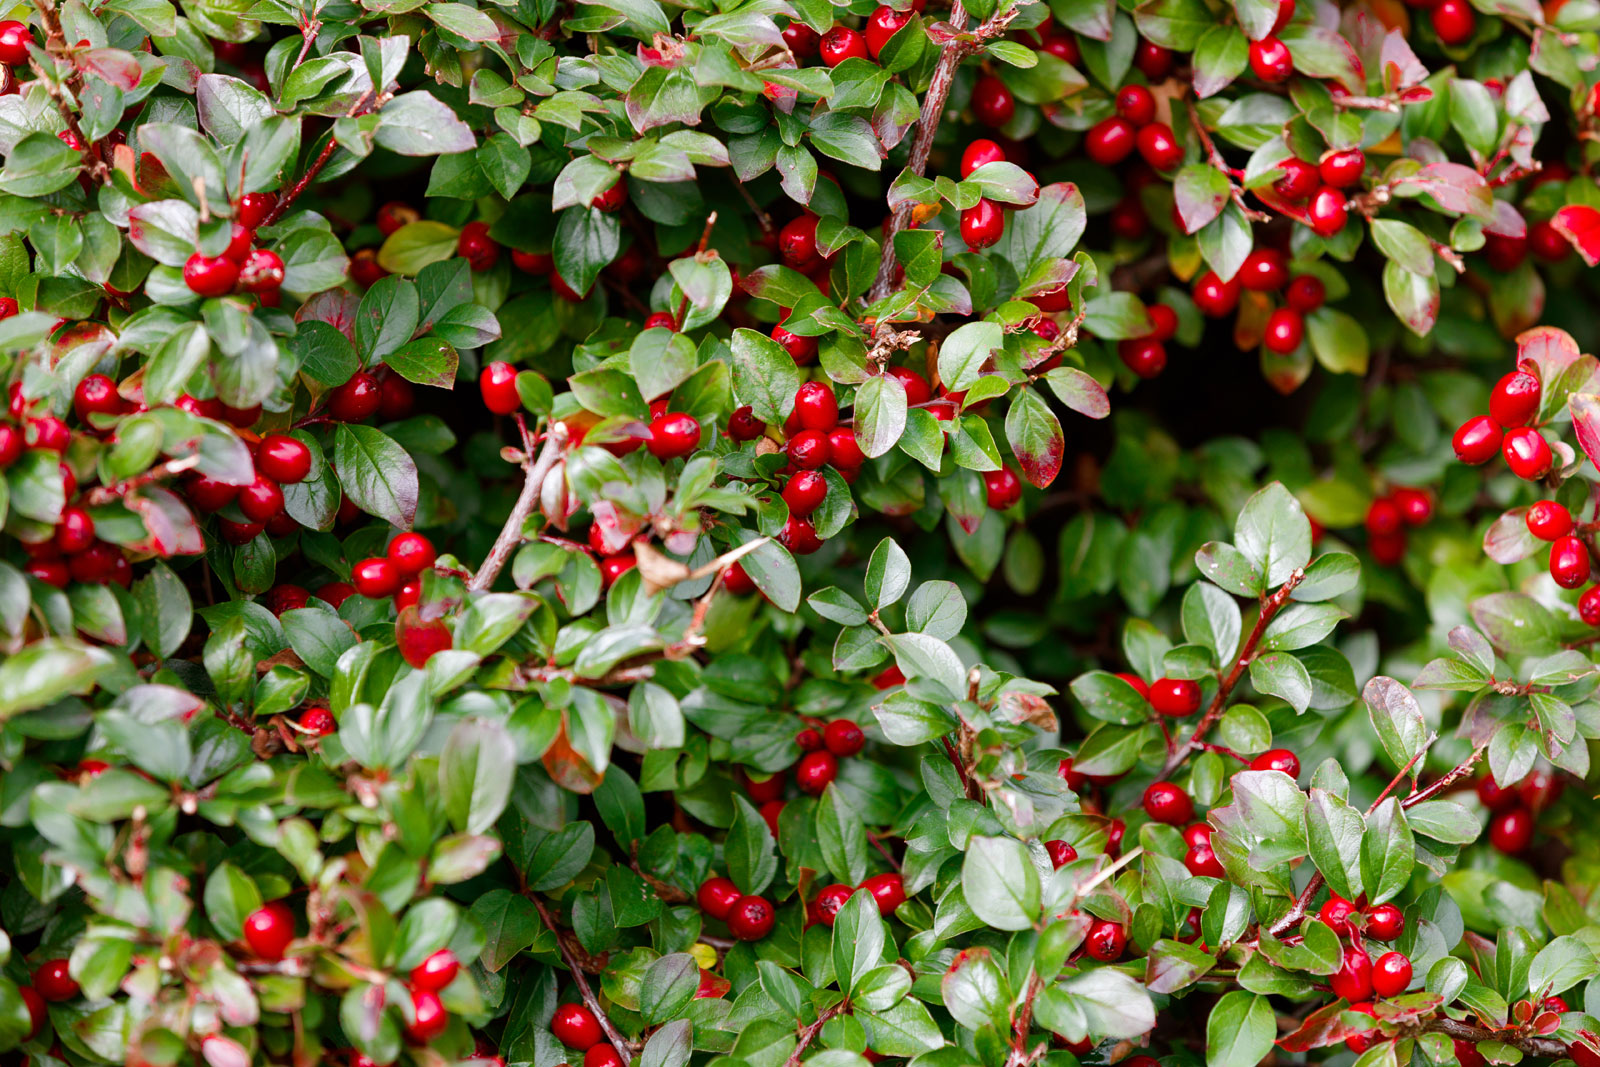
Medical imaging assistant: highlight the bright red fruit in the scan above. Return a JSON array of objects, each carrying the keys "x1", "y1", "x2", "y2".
[
  {"x1": 1432, "y1": 0, "x2": 1475, "y2": 43},
  {"x1": 1119, "y1": 338, "x2": 1166, "y2": 378},
  {"x1": 0, "y1": 20, "x2": 34, "y2": 64},
  {"x1": 1142, "y1": 781, "x2": 1193, "y2": 824},
  {"x1": 960, "y1": 198, "x2": 1005, "y2": 248},
  {"x1": 1477, "y1": 775, "x2": 1520, "y2": 812},
  {"x1": 31, "y1": 960, "x2": 77, "y2": 1002},
  {"x1": 1490, "y1": 366, "x2": 1542, "y2": 427},
  {"x1": 1240, "y1": 248, "x2": 1288, "y2": 291},
  {"x1": 1115, "y1": 84, "x2": 1156, "y2": 126},
  {"x1": 773, "y1": 323, "x2": 817, "y2": 364},
  {"x1": 410, "y1": 949, "x2": 460, "y2": 992},
  {"x1": 1148, "y1": 677, "x2": 1201, "y2": 716},
  {"x1": 1320, "y1": 895, "x2": 1357, "y2": 935},
  {"x1": 54, "y1": 506, "x2": 95, "y2": 555},
  {"x1": 793, "y1": 380, "x2": 839, "y2": 431},
  {"x1": 1193, "y1": 271, "x2": 1241, "y2": 316},
  {"x1": 352, "y1": 557, "x2": 401, "y2": 599},
  {"x1": 238, "y1": 474, "x2": 284, "y2": 522},
  {"x1": 1133, "y1": 40, "x2": 1172, "y2": 79},
  {"x1": 480, "y1": 361, "x2": 520, "y2": 415},
  {"x1": 599, "y1": 553, "x2": 637, "y2": 589},
  {"x1": 1250, "y1": 749, "x2": 1300, "y2": 777},
  {"x1": 1307, "y1": 186, "x2": 1348, "y2": 236},
  {"x1": 1319, "y1": 148, "x2": 1366, "y2": 188},
  {"x1": 1550, "y1": 536, "x2": 1591, "y2": 589},
  {"x1": 1085, "y1": 919, "x2": 1126, "y2": 961},
  {"x1": 1275, "y1": 158, "x2": 1319, "y2": 201},
  {"x1": 1372, "y1": 952, "x2": 1412, "y2": 997},
  {"x1": 826, "y1": 426, "x2": 864, "y2": 469},
  {"x1": 300, "y1": 707, "x2": 337, "y2": 735},
  {"x1": 886, "y1": 366, "x2": 932, "y2": 405},
  {"x1": 590, "y1": 177, "x2": 627, "y2": 212},
  {"x1": 256, "y1": 433, "x2": 311, "y2": 484},
  {"x1": 1366, "y1": 497, "x2": 1402, "y2": 537},
  {"x1": 1332, "y1": 948, "x2": 1374, "y2": 1002},
  {"x1": 183, "y1": 252, "x2": 238, "y2": 297},
  {"x1": 388, "y1": 532, "x2": 436, "y2": 577},
  {"x1": 815, "y1": 883, "x2": 854, "y2": 924},
  {"x1": 729, "y1": 406, "x2": 765, "y2": 442},
  {"x1": 972, "y1": 75, "x2": 1014, "y2": 127},
  {"x1": 1527, "y1": 501, "x2": 1573, "y2": 542},
  {"x1": 242, "y1": 901, "x2": 295, "y2": 960},
  {"x1": 1502, "y1": 426, "x2": 1553, "y2": 480},
  {"x1": 239, "y1": 248, "x2": 284, "y2": 292},
  {"x1": 648, "y1": 412, "x2": 701, "y2": 460},
  {"x1": 819, "y1": 26, "x2": 868, "y2": 66},
  {"x1": 984, "y1": 466, "x2": 1022, "y2": 509},
  {"x1": 20, "y1": 985, "x2": 44, "y2": 1039},
  {"x1": 406, "y1": 989, "x2": 448, "y2": 1043},
  {"x1": 584, "y1": 1047, "x2": 623, "y2": 1067},
  {"x1": 782, "y1": 21, "x2": 820, "y2": 58},
  {"x1": 1530, "y1": 218, "x2": 1571, "y2": 262},
  {"x1": 1285, "y1": 274, "x2": 1325, "y2": 311},
  {"x1": 862, "y1": 872, "x2": 906, "y2": 915},
  {"x1": 1136, "y1": 122, "x2": 1183, "y2": 170},
  {"x1": 864, "y1": 5, "x2": 912, "y2": 59},
  {"x1": 1085, "y1": 117, "x2": 1137, "y2": 165},
  {"x1": 779, "y1": 515, "x2": 822, "y2": 555},
  {"x1": 1453, "y1": 416, "x2": 1504, "y2": 464},
  {"x1": 725, "y1": 894, "x2": 777, "y2": 942},
  {"x1": 1248, "y1": 36, "x2": 1291, "y2": 82},
  {"x1": 795, "y1": 750, "x2": 838, "y2": 795},
  {"x1": 1044, "y1": 840, "x2": 1078, "y2": 868},
  {"x1": 697, "y1": 877, "x2": 742, "y2": 920},
  {"x1": 328, "y1": 372, "x2": 381, "y2": 421},
  {"x1": 823, "y1": 719, "x2": 865, "y2": 757},
  {"x1": 960, "y1": 139, "x2": 1006, "y2": 177},
  {"x1": 73, "y1": 374, "x2": 122, "y2": 423},
  {"x1": 1393, "y1": 487, "x2": 1433, "y2": 526},
  {"x1": 782, "y1": 471, "x2": 828, "y2": 518},
  {"x1": 1185, "y1": 843, "x2": 1225, "y2": 878},
  {"x1": 551, "y1": 1003, "x2": 603, "y2": 1050},
  {"x1": 778, "y1": 215, "x2": 820, "y2": 269},
  {"x1": 458, "y1": 220, "x2": 499, "y2": 271},
  {"x1": 1366, "y1": 903, "x2": 1404, "y2": 941}
]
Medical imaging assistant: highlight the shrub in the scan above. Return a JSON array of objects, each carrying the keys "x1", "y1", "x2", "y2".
[{"x1": 1, "y1": 0, "x2": 1599, "y2": 1065}]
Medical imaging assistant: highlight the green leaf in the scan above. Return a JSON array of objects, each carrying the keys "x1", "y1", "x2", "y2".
[
  {"x1": 961, "y1": 835, "x2": 1040, "y2": 930},
  {"x1": 1306, "y1": 788, "x2": 1364, "y2": 900},
  {"x1": 1206, "y1": 992, "x2": 1275, "y2": 1067},
  {"x1": 815, "y1": 783, "x2": 869, "y2": 885},
  {"x1": 726, "y1": 794, "x2": 777, "y2": 895},
  {"x1": 334, "y1": 424, "x2": 420, "y2": 529},
  {"x1": 1234, "y1": 482, "x2": 1312, "y2": 589},
  {"x1": 729, "y1": 327, "x2": 801, "y2": 425},
  {"x1": 832, "y1": 888, "x2": 886, "y2": 996},
  {"x1": 1360, "y1": 798, "x2": 1414, "y2": 906},
  {"x1": 440, "y1": 718, "x2": 515, "y2": 834}
]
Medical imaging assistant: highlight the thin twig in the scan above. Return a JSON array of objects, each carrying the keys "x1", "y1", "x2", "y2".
[
  {"x1": 1422, "y1": 1018, "x2": 1569, "y2": 1059},
  {"x1": 530, "y1": 896, "x2": 640, "y2": 1055},
  {"x1": 786, "y1": 1002, "x2": 848, "y2": 1067},
  {"x1": 1401, "y1": 745, "x2": 1486, "y2": 809},
  {"x1": 470, "y1": 419, "x2": 566, "y2": 592},
  {"x1": 263, "y1": 90, "x2": 373, "y2": 226}
]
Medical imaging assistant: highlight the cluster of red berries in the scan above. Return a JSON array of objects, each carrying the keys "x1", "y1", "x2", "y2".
[
  {"x1": 780, "y1": 1, "x2": 926, "y2": 70},
  {"x1": 760, "y1": 379, "x2": 866, "y2": 558},
  {"x1": 773, "y1": 213, "x2": 836, "y2": 297},
  {"x1": 18, "y1": 956, "x2": 76, "y2": 1041},
  {"x1": 351, "y1": 532, "x2": 438, "y2": 610},
  {"x1": 550, "y1": 1003, "x2": 624, "y2": 1067},
  {"x1": 954, "y1": 139, "x2": 1014, "y2": 250},
  {"x1": 733, "y1": 718, "x2": 868, "y2": 836},
  {"x1": 1307, "y1": 894, "x2": 1414, "y2": 1050},
  {"x1": 182, "y1": 193, "x2": 285, "y2": 303},
  {"x1": 809, "y1": 871, "x2": 907, "y2": 925},
  {"x1": 1363, "y1": 485, "x2": 1434, "y2": 566},
  {"x1": 696, "y1": 877, "x2": 776, "y2": 941},
  {"x1": 1084, "y1": 83, "x2": 1183, "y2": 175},
  {"x1": 1452, "y1": 362, "x2": 1552, "y2": 479},
  {"x1": 1477, "y1": 766, "x2": 1562, "y2": 855},
  {"x1": 1269, "y1": 147, "x2": 1360, "y2": 238},
  {"x1": 401, "y1": 948, "x2": 461, "y2": 1044},
  {"x1": 1523, "y1": 499, "x2": 1598, "y2": 599}
]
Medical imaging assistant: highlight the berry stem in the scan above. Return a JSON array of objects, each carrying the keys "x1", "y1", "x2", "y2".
[
  {"x1": 470, "y1": 417, "x2": 567, "y2": 592},
  {"x1": 785, "y1": 1001, "x2": 848, "y2": 1067},
  {"x1": 1161, "y1": 568, "x2": 1305, "y2": 776},
  {"x1": 1005, "y1": 973, "x2": 1046, "y2": 1067},
  {"x1": 529, "y1": 894, "x2": 640, "y2": 1055},
  {"x1": 1400, "y1": 744, "x2": 1486, "y2": 809}
]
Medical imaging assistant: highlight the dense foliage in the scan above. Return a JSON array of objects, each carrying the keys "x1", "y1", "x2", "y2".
[{"x1": 3, "y1": 0, "x2": 1600, "y2": 1062}]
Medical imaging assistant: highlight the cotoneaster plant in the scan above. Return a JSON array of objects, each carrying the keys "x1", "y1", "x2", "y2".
[{"x1": 0, "y1": 0, "x2": 1598, "y2": 1061}]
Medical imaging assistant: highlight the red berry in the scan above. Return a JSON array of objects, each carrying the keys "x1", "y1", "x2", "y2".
[
  {"x1": 263, "y1": 584, "x2": 310, "y2": 616},
  {"x1": 815, "y1": 883, "x2": 854, "y2": 925},
  {"x1": 1135, "y1": 122, "x2": 1183, "y2": 170},
  {"x1": 1530, "y1": 501, "x2": 1576, "y2": 540},
  {"x1": 1044, "y1": 839, "x2": 1078, "y2": 867},
  {"x1": 552, "y1": 1004, "x2": 603, "y2": 1050},
  {"x1": 1264, "y1": 308, "x2": 1304, "y2": 353},
  {"x1": 1119, "y1": 337, "x2": 1166, "y2": 379},
  {"x1": 960, "y1": 198, "x2": 1005, "y2": 248},
  {"x1": 972, "y1": 75, "x2": 1014, "y2": 127},
  {"x1": 826, "y1": 426, "x2": 865, "y2": 469},
  {"x1": 1250, "y1": 748, "x2": 1300, "y2": 777},
  {"x1": 1484, "y1": 232, "x2": 1527, "y2": 271},
  {"x1": 1432, "y1": 0, "x2": 1475, "y2": 43},
  {"x1": 1038, "y1": 32, "x2": 1080, "y2": 64},
  {"x1": 238, "y1": 247, "x2": 284, "y2": 293},
  {"x1": 1275, "y1": 158, "x2": 1319, "y2": 201},
  {"x1": 782, "y1": 470, "x2": 828, "y2": 518},
  {"x1": 591, "y1": 177, "x2": 627, "y2": 213},
  {"x1": 31, "y1": 960, "x2": 77, "y2": 1002},
  {"x1": 746, "y1": 771, "x2": 784, "y2": 803},
  {"x1": 1392, "y1": 487, "x2": 1433, "y2": 526},
  {"x1": 328, "y1": 372, "x2": 381, "y2": 421},
  {"x1": 786, "y1": 428, "x2": 829, "y2": 469},
  {"x1": 1248, "y1": 36, "x2": 1292, "y2": 82},
  {"x1": 823, "y1": 719, "x2": 865, "y2": 757},
  {"x1": 1084, "y1": 919, "x2": 1126, "y2": 961},
  {"x1": 1145, "y1": 304, "x2": 1178, "y2": 342},
  {"x1": 219, "y1": 518, "x2": 264, "y2": 545},
  {"x1": 19, "y1": 985, "x2": 44, "y2": 1039},
  {"x1": 1285, "y1": 274, "x2": 1325, "y2": 311},
  {"x1": 404, "y1": 989, "x2": 447, "y2": 1044},
  {"x1": 1453, "y1": 415, "x2": 1504, "y2": 464},
  {"x1": 1114, "y1": 84, "x2": 1156, "y2": 127},
  {"x1": 1503, "y1": 426, "x2": 1553, "y2": 480},
  {"x1": 873, "y1": 665, "x2": 906, "y2": 689},
  {"x1": 723, "y1": 562, "x2": 757, "y2": 596},
  {"x1": 1148, "y1": 677, "x2": 1201, "y2": 716},
  {"x1": 729, "y1": 405, "x2": 765, "y2": 442},
  {"x1": 1109, "y1": 197, "x2": 1148, "y2": 239},
  {"x1": 729, "y1": 895, "x2": 776, "y2": 940},
  {"x1": 865, "y1": 5, "x2": 912, "y2": 58},
  {"x1": 256, "y1": 433, "x2": 311, "y2": 484},
  {"x1": 352, "y1": 557, "x2": 400, "y2": 599},
  {"x1": 376, "y1": 201, "x2": 419, "y2": 236},
  {"x1": 1332, "y1": 948, "x2": 1374, "y2": 1002},
  {"x1": 350, "y1": 249, "x2": 388, "y2": 288},
  {"x1": 237, "y1": 191, "x2": 277, "y2": 229},
  {"x1": 1320, "y1": 896, "x2": 1357, "y2": 935},
  {"x1": 1319, "y1": 148, "x2": 1366, "y2": 189},
  {"x1": 410, "y1": 949, "x2": 460, "y2": 992},
  {"x1": 886, "y1": 366, "x2": 932, "y2": 405},
  {"x1": 1270, "y1": 0, "x2": 1296, "y2": 31},
  {"x1": 0, "y1": 20, "x2": 34, "y2": 64},
  {"x1": 458, "y1": 220, "x2": 499, "y2": 271},
  {"x1": 238, "y1": 474, "x2": 284, "y2": 522},
  {"x1": 1345, "y1": 1003, "x2": 1378, "y2": 1053},
  {"x1": 1490, "y1": 367, "x2": 1542, "y2": 427},
  {"x1": 1193, "y1": 271, "x2": 1241, "y2": 316},
  {"x1": 0, "y1": 423, "x2": 21, "y2": 468},
  {"x1": 819, "y1": 26, "x2": 868, "y2": 66},
  {"x1": 1307, "y1": 186, "x2": 1348, "y2": 236},
  {"x1": 54, "y1": 506, "x2": 95, "y2": 555},
  {"x1": 1142, "y1": 781, "x2": 1193, "y2": 824},
  {"x1": 1240, "y1": 248, "x2": 1289, "y2": 291},
  {"x1": 1085, "y1": 117, "x2": 1137, "y2": 166},
  {"x1": 698, "y1": 877, "x2": 743, "y2": 920},
  {"x1": 795, "y1": 750, "x2": 838, "y2": 795},
  {"x1": 1366, "y1": 497, "x2": 1402, "y2": 537},
  {"x1": 26, "y1": 414, "x2": 69, "y2": 453},
  {"x1": 1372, "y1": 951, "x2": 1412, "y2": 997},
  {"x1": 984, "y1": 466, "x2": 1022, "y2": 510},
  {"x1": 779, "y1": 515, "x2": 822, "y2": 555},
  {"x1": 184, "y1": 252, "x2": 238, "y2": 297},
  {"x1": 600, "y1": 552, "x2": 637, "y2": 590},
  {"x1": 1545, "y1": 996, "x2": 1570, "y2": 1014},
  {"x1": 1366, "y1": 903, "x2": 1404, "y2": 941},
  {"x1": 773, "y1": 322, "x2": 818, "y2": 364},
  {"x1": 388, "y1": 532, "x2": 436, "y2": 577},
  {"x1": 1133, "y1": 40, "x2": 1172, "y2": 79},
  {"x1": 960, "y1": 139, "x2": 1006, "y2": 176},
  {"x1": 1576, "y1": 585, "x2": 1599, "y2": 625},
  {"x1": 1456, "y1": 1040, "x2": 1488, "y2": 1067},
  {"x1": 1551, "y1": 536, "x2": 1591, "y2": 589},
  {"x1": 648, "y1": 412, "x2": 701, "y2": 460},
  {"x1": 792, "y1": 380, "x2": 839, "y2": 431},
  {"x1": 778, "y1": 215, "x2": 821, "y2": 269},
  {"x1": 25, "y1": 559, "x2": 69, "y2": 588},
  {"x1": 797, "y1": 728, "x2": 823, "y2": 751},
  {"x1": 1106, "y1": 817, "x2": 1126, "y2": 856},
  {"x1": 1530, "y1": 219, "x2": 1571, "y2": 262},
  {"x1": 783, "y1": 21, "x2": 820, "y2": 58},
  {"x1": 584, "y1": 1048, "x2": 623, "y2": 1067},
  {"x1": 300, "y1": 707, "x2": 337, "y2": 735},
  {"x1": 862, "y1": 872, "x2": 906, "y2": 915},
  {"x1": 72, "y1": 373, "x2": 122, "y2": 424},
  {"x1": 1182, "y1": 822, "x2": 1213, "y2": 849},
  {"x1": 480, "y1": 362, "x2": 520, "y2": 415},
  {"x1": 242, "y1": 901, "x2": 295, "y2": 960},
  {"x1": 1520, "y1": 767, "x2": 1563, "y2": 811},
  {"x1": 512, "y1": 248, "x2": 553, "y2": 274},
  {"x1": 1185, "y1": 843, "x2": 1225, "y2": 878}
]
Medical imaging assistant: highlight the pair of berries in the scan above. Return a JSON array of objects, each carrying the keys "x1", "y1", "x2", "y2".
[
  {"x1": 786, "y1": 719, "x2": 868, "y2": 796},
  {"x1": 1364, "y1": 487, "x2": 1433, "y2": 566},
  {"x1": 812, "y1": 873, "x2": 907, "y2": 925},
  {"x1": 550, "y1": 1002, "x2": 625, "y2": 1067},
  {"x1": 695, "y1": 878, "x2": 776, "y2": 940},
  {"x1": 351, "y1": 533, "x2": 438, "y2": 602},
  {"x1": 1331, "y1": 947, "x2": 1413, "y2": 1001},
  {"x1": 1318, "y1": 895, "x2": 1403, "y2": 940},
  {"x1": 182, "y1": 222, "x2": 285, "y2": 299},
  {"x1": 1085, "y1": 83, "x2": 1183, "y2": 173},
  {"x1": 1452, "y1": 363, "x2": 1550, "y2": 479}
]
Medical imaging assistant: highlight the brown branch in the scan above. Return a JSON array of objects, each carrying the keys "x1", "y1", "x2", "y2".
[
  {"x1": 1006, "y1": 974, "x2": 1047, "y2": 1067},
  {"x1": 866, "y1": 0, "x2": 972, "y2": 305},
  {"x1": 263, "y1": 91, "x2": 373, "y2": 226},
  {"x1": 470, "y1": 419, "x2": 567, "y2": 592},
  {"x1": 1161, "y1": 568, "x2": 1305, "y2": 776},
  {"x1": 1401, "y1": 745, "x2": 1486, "y2": 809},
  {"x1": 1422, "y1": 1018, "x2": 1570, "y2": 1059},
  {"x1": 530, "y1": 896, "x2": 640, "y2": 1055},
  {"x1": 786, "y1": 1002, "x2": 849, "y2": 1067}
]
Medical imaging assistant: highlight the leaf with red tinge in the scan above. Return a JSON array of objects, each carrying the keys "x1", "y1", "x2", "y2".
[
  {"x1": 1004, "y1": 387, "x2": 1063, "y2": 488},
  {"x1": 127, "y1": 488, "x2": 205, "y2": 556},
  {"x1": 1278, "y1": 24, "x2": 1365, "y2": 92},
  {"x1": 1552, "y1": 205, "x2": 1600, "y2": 266},
  {"x1": 80, "y1": 48, "x2": 145, "y2": 91},
  {"x1": 1379, "y1": 29, "x2": 1427, "y2": 90},
  {"x1": 1485, "y1": 198, "x2": 1527, "y2": 238},
  {"x1": 1568, "y1": 393, "x2": 1600, "y2": 473},
  {"x1": 1174, "y1": 163, "x2": 1230, "y2": 235},
  {"x1": 542, "y1": 718, "x2": 603, "y2": 794},
  {"x1": 1277, "y1": 1002, "x2": 1378, "y2": 1052},
  {"x1": 296, "y1": 289, "x2": 361, "y2": 341},
  {"x1": 1394, "y1": 162, "x2": 1494, "y2": 220},
  {"x1": 1483, "y1": 507, "x2": 1540, "y2": 564},
  {"x1": 1042, "y1": 367, "x2": 1109, "y2": 420}
]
